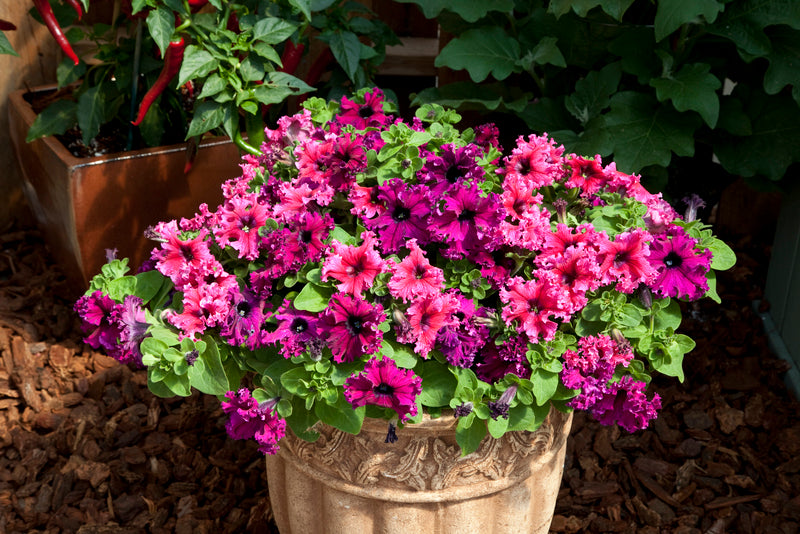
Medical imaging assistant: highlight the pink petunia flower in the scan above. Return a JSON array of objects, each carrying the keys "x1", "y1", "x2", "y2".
[
  {"x1": 560, "y1": 334, "x2": 634, "y2": 410},
  {"x1": 387, "y1": 239, "x2": 444, "y2": 302},
  {"x1": 344, "y1": 357, "x2": 422, "y2": 423},
  {"x1": 152, "y1": 220, "x2": 216, "y2": 290},
  {"x1": 499, "y1": 271, "x2": 572, "y2": 342},
  {"x1": 213, "y1": 193, "x2": 270, "y2": 260},
  {"x1": 596, "y1": 228, "x2": 656, "y2": 293},
  {"x1": 428, "y1": 182, "x2": 503, "y2": 259},
  {"x1": 321, "y1": 231, "x2": 386, "y2": 297},
  {"x1": 500, "y1": 133, "x2": 564, "y2": 188},
  {"x1": 338, "y1": 87, "x2": 391, "y2": 130},
  {"x1": 396, "y1": 291, "x2": 459, "y2": 358}
]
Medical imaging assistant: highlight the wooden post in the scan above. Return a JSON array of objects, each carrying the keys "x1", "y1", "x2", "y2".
[{"x1": 0, "y1": 0, "x2": 61, "y2": 227}]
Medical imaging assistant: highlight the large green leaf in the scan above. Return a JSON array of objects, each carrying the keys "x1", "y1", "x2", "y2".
[
  {"x1": 393, "y1": 0, "x2": 515, "y2": 22},
  {"x1": 435, "y1": 27, "x2": 521, "y2": 83},
  {"x1": 551, "y1": 116, "x2": 614, "y2": 158},
  {"x1": 603, "y1": 92, "x2": 699, "y2": 173},
  {"x1": 650, "y1": 63, "x2": 721, "y2": 128},
  {"x1": 708, "y1": 0, "x2": 800, "y2": 56},
  {"x1": 762, "y1": 26, "x2": 800, "y2": 95},
  {"x1": 411, "y1": 81, "x2": 532, "y2": 112},
  {"x1": 654, "y1": 0, "x2": 724, "y2": 42},
  {"x1": 315, "y1": 393, "x2": 364, "y2": 435},
  {"x1": 292, "y1": 283, "x2": 333, "y2": 313},
  {"x1": 417, "y1": 360, "x2": 457, "y2": 407},
  {"x1": 26, "y1": 100, "x2": 77, "y2": 142},
  {"x1": 714, "y1": 91, "x2": 800, "y2": 180},
  {"x1": 548, "y1": 0, "x2": 635, "y2": 21},
  {"x1": 565, "y1": 62, "x2": 622, "y2": 125},
  {"x1": 187, "y1": 336, "x2": 230, "y2": 395}
]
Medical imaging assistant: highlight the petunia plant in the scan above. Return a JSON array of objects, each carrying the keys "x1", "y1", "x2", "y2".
[{"x1": 74, "y1": 88, "x2": 736, "y2": 455}]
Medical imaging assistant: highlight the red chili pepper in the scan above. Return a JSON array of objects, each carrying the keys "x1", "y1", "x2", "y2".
[
  {"x1": 33, "y1": 0, "x2": 79, "y2": 65},
  {"x1": 0, "y1": 19, "x2": 17, "y2": 31},
  {"x1": 132, "y1": 37, "x2": 186, "y2": 126},
  {"x1": 64, "y1": 0, "x2": 83, "y2": 20},
  {"x1": 280, "y1": 40, "x2": 306, "y2": 75}
]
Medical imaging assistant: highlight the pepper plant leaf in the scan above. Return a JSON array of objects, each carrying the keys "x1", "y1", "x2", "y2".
[
  {"x1": 0, "y1": 31, "x2": 17, "y2": 57},
  {"x1": 435, "y1": 27, "x2": 521, "y2": 83},
  {"x1": 146, "y1": 5, "x2": 176, "y2": 58},
  {"x1": 26, "y1": 99, "x2": 77, "y2": 142},
  {"x1": 318, "y1": 30, "x2": 361, "y2": 81},
  {"x1": 708, "y1": 0, "x2": 800, "y2": 57},
  {"x1": 603, "y1": 92, "x2": 699, "y2": 173}
]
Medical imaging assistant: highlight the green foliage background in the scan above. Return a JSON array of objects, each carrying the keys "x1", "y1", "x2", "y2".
[{"x1": 399, "y1": 0, "x2": 800, "y2": 193}]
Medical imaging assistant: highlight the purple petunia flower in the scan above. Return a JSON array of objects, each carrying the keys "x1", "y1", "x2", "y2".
[
  {"x1": 420, "y1": 143, "x2": 485, "y2": 196},
  {"x1": 113, "y1": 295, "x2": 149, "y2": 366},
  {"x1": 475, "y1": 335, "x2": 532, "y2": 384},
  {"x1": 364, "y1": 179, "x2": 432, "y2": 254},
  {"x1": 560, "y1": 334, "x2": 634, "y2": 411},
  {"x1": 262, "y1": 300, "x2": 323, "y2": 359},
  {"x1": 647, "y1": 225, "x2": 712, "y2": 300},
  {"x1": 590, "y1": 376, "x2": 662, "y2": 432},
  {"x1": 343, "y1": 357, "x2": 422, "y2": 423},
  {"x1": 428, "y1": 182, "x2": 504, "y2": 259},
  {"x1": 221, "y1": 389, "x2": 286, "y2": 455},
  {"x1": 320, "y1": 293, "x2": 385, "y2": 363}
]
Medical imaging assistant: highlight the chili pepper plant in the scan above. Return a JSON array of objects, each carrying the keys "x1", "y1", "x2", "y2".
[
  {"x1": 74, "y1": 88, "x2": 736, "y2": 455},
  {"x1": 12, "y1": 0, "x2": 398, "y2": 157}
]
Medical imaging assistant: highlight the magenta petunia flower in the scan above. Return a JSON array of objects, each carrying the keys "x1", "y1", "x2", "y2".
[
  {"x1": 560, "y1": 334, "x2": 634, "y2": 411},
  {"x1": 321, "y1": 231, "x2": 386, "y2": 297},
  {"x1": 475, "y1": 335, "x2": 532, "y2": 384},
  {"x1": 327, "y1": 134, "x2": 367, "y2": 190},
  {"x1": 213, "y1": 193, "x2": 270, "y2": 260},
  {"x1": 295, "y1": 138, "x2": 334, "y2": 185},
  {"x1": 262, "y1": 300, "x2": 323, "y2": 359},
  {"x1": 338, "y1": 88, "x2": 390, "y2": 129},
  {"x1": 420, "y1": 143, "x2": 485, "y2": 196},
  {"x1": 387, "y1": 239, "x2": 444, "y2": 302},
  {"x1": 647, "y1": 225, "x2": 712, "y2": 300},
  {"x1": 320, "y1": 293, "x2": 385, "y2": 363},
  {"x1": 436, "y1": 295, "x2": 489, "y2": 368},
  {"x1": 428, "y1": 182, "x2": 504, "y2": 259},
  {"x1": 499, "y1": 271, "x2": 572, "y2": 342},
  {"x1": 220, "y1": 287, "x2": 266, "y2": 350},
  {"x1": 75, "y1": 290, "x2": 123, "y2": 354},
  {"x1": 596, "y1": 228, "x2": 656, "y2": 293},
  {"x1": 349, "y1": 184, "x2": 384, "y2": 219},
  {"x1": 590, "y1": 376, "x2": 661, "y2": 432},
  {"x1": 343, "y1": 357, "x2": 422, "y2": 423},
  {"x1": 168, "y1": 282, "x2": 231, "y2": 339},
  {"x1": 365, "y1": 179, "x2": 432, "y2": 254},
  {"x1": 285, "y1": 211, "x2": 334, "y2": 265},
  {"x1": 539, "y1": 245, "x2": 603, "y2": 313},
  {"x1": 221, "y1": 389, "x2": 287, "y2": 455}
]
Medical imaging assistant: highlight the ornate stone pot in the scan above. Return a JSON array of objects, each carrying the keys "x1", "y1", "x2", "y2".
[{"x1": 266, "y1": 407, "x2": 572, "y2": 534}]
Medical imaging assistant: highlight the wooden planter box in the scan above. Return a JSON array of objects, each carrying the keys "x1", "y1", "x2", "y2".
[{"x1": 8, "y1": 87, "x2": 242, "y2": 294}]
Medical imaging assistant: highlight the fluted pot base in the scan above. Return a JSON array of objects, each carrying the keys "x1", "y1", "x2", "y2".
[{"x1": 266, "y1": 408, "x2": 572, "y2": 534}]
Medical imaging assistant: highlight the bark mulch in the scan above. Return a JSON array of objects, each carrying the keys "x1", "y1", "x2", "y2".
[{"x1": 1, "y1": 223, "x2": 798, "y2": 534}]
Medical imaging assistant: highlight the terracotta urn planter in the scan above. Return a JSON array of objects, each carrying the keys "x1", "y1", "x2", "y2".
[
  {"x1": 266, "y1": 407, "x2": 572, "y2": 534},
  {"x1": 8, "y1": 87, "x2": 243, "y2": 293}
]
